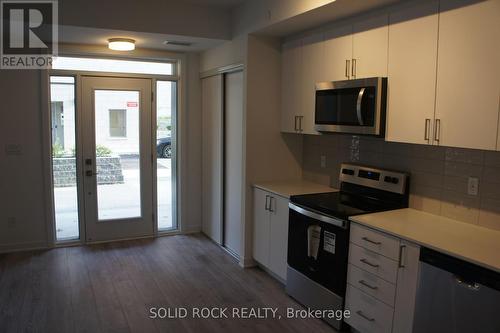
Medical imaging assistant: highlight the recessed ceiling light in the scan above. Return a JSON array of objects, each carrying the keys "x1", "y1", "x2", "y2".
[{"x1": 108, "y1": 38, "x2": 135, "y2": 51}]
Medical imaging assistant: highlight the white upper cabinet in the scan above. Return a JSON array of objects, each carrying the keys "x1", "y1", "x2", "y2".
[
  {"x1": 324, "y1": 23, "x2": 353, "y2": 81},
  {"x1": 386, "y1": 1, "x2": 440, "y2": 145},
  {"x1": 281, "y1": 38, "x2": 302, "y2": 133},
  {"x1": 300, "y1": 32, "x2": 325, "y2": 135},
  {"x1": 352, "y1": 13, "x2": 389, "y2": 78},
  {"x1": 434, "y1": 0, "x2": 500, "y2": 150}
]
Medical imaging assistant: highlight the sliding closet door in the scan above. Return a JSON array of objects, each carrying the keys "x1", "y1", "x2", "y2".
[
  {"x1": 201, "y1": 75, "x2": 223, "y2": 244},
  {"x1": 223, "y1": 71, "x2": 244, "y2": 257}
]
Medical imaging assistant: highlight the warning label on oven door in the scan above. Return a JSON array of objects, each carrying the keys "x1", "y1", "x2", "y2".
[{"x1": 323, "y1": 231, "x2": 336, "y2": 254}]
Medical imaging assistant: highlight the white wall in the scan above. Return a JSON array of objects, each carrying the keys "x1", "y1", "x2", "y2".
[
  {"x1": 181, "y1": 52, "x2": 203, "y2": 233},
  {"x1": 0, "y1": 70, "x2": 49, "y2": 251},
  {"x1": 199, "y1": 35, "x2": 247, "y2": 72},
  {"x1": 241, "y1": 35, "x2": 303, "y2": 264},
  {"x1": 231, "y1": 0, "x2": 334, "y2": 36}
]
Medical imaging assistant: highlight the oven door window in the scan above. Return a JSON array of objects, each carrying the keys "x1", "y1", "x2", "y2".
[
  {"x1": 315, "y1": 87, "x2": 376, "y2": 126},
  {"x1": 287, "y1": 208, "x2": 349, "y2": 296}
]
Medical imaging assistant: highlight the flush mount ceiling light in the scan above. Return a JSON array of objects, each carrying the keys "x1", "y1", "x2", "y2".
[{"x1": 108, "y1": 38, "x2": 135, "y2": 51}]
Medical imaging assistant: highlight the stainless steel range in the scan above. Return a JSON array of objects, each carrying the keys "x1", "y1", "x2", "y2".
[{"x1": 286, "y1": 164, "x2": 409, "y2": 330}]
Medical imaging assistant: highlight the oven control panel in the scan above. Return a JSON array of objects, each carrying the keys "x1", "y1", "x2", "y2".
[{"x1": 340, "y1": 164, "x2": 408, "y2": 194}]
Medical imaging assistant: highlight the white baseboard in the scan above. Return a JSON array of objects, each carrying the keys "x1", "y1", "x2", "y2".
[
  {"x1": 239, "y1": 256, "x2": 257, "y2": 268},
  {"x1": 0, "y1": 240, "x2": 49, "y2": 254}
]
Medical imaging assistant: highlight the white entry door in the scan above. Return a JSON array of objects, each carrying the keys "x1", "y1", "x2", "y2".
[{"x1": 81, "y1": 76, "x2": 153, "y2": 242}]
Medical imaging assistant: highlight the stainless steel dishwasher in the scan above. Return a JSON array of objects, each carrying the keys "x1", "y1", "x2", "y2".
[{"x1": 413, "y1": 247, "x2": 500, "y2": 333}]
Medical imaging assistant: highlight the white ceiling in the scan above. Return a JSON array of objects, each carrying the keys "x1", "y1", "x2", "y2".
[{"x1": 59, "y1": 25, "x2": 226, "y2": 52}]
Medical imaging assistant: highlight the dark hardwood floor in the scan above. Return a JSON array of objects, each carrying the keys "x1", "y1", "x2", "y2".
[{"x1": 0, "y1": 234, "x2": 336, "y2": 333}]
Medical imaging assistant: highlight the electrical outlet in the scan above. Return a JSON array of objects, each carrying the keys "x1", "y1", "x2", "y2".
[
  {"x1": 320, "y1": 155, "x2": 327, "y2": 168},
  {"x1": 7, "y1": 217, "x2": 16, "y2": 228},
  {"x1": 467, "y1": 177, "x2": 479, "y2": 196}
]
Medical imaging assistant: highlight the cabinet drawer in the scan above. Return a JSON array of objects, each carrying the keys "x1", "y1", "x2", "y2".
[
  {"x1": 347, "y1": 264, "x2": 396, "y2": 307},
  {"x1": 345, "y1": 284, "x2": 394, "y2": 333},
  {"x1": 349, "y1": 243, "x2": 398, "y2": 283},
  {"x1": 350, "y1": 223, "x2": 401, "y2": 260}
]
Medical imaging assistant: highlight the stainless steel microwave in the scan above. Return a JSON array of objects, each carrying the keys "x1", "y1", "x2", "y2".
[{"x1": 314, "y1": 77, "x2": 387, "y2": 136}]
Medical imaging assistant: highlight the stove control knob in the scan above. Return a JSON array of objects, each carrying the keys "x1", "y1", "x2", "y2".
[{"x1": 384, "y1": 176, "x2": 400, "y2": 184}]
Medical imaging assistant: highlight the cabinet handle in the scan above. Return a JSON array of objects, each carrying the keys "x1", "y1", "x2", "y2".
[
  {"x1": 358, "y1": 280, "x2": 378, "y2": 290},
  {"x1": 424, "y1": 119, "x2": 431, "y2": 141},
  {"x1": 360, "y1": 258, "x2": 379, "y2": 268},
  {"x1": 352, "y1": 58, "x2": 357, "y2": 79},
  {"x1": 298, "y1": 116, "x2": 303, "y2": 132},
  {"x1": 265, "y1": 195, "x2": 270, "y2": 211},
  {"x1": 345, "y1": 59, "x2": 350, "y2": 79},
  {"x1": 398, "y1": 244, "x2": 406, "y2": 268},
  {"x1": 434, "y1": 119, "x2": 441, "y2": 143},
  {"x1": 356, "y1": 310, "x2": 375, "y2": 322},
  {"x1": 362, "y1": 236, "x2": 381, "y2": 245},
  {"x1": 269, "y1": 197, "x2": 275, "y2": 212},
  {"x1": 294, "y1": 116, "x2": 298, "y2": 132}
]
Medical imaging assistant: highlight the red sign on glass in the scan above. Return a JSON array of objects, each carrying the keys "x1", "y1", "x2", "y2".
[{"x1": 127, "y1": 101, "x2": 138, "y2": 108}]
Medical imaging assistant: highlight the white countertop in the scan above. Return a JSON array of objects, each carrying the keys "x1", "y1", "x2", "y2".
[
  {"x1": 253, "y1": 180, "x2": 337, "y2": 199},
  {"x1": 350, "y1": 208, "x2": 500, "y2": 273}
]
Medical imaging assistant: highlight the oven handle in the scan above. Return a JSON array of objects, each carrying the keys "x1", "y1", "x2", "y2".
[
  {"x1": 288, "y1": 202, "x2": 347, "y2": 229},
  {"x1": 356, "y1": 87, "x2": 366, "y2": 126}
]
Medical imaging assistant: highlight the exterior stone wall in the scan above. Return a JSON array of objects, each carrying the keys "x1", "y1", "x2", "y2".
[{"x1": 53, "y1": 156, "x2": 124, "y2": 187}]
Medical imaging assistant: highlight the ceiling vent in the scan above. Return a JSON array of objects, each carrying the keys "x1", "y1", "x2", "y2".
[{"x1": 163, "y1": 40, "x2": 192, "y2": 47}]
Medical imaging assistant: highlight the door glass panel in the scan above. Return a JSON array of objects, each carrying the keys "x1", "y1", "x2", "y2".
[
  {"x1": 50, "y1": 76, "x2": 79, "y2": 241},
  {"x1": 94, "y1": 90, "x2": 141, "y2": 220},
  {"x1": 52, "y1": 56, "x2": 174, "y2": 75},
  {"x1": 156, "y1": 81, "x2": 177, "y2": 231}
]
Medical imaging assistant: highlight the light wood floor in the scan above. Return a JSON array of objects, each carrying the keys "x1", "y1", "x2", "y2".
[{"x1": 0, "y1": 234, "x2": 336, "y2": 333}]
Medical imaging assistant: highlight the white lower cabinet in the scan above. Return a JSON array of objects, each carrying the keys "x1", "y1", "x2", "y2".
[
  {"x1": 346, "y1": 223, "x2": 420, "y2": 333},
  {"x1": 346, "y1": 284, "x2": 395, "y2": 333},
  {"x1": 252, "y1": 187, "x2": 289, "y2": 280}
]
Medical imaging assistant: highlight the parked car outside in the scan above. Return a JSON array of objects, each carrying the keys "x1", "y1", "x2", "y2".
[{"x1": 156, "y1": 137, "x2": 172, "y2": 158}]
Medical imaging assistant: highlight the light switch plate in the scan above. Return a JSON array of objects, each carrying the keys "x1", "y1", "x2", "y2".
[
  {"x1": 320, "y1": 155, "x2": 327, "y2": 168},
  {"x1": 5, "y1": 144, "x2": 22, "y2": 155},
  {"x1": 467, "y1": 177, "x2": 479, "y2": 196}
]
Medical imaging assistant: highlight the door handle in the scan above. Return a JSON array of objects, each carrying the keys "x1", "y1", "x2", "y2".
[
  {"x1": 360, "y1": 258, "x2": 379, "y2": 268},
  {"x1": 356, "y1": 310, "x2": 375, "y2": 322},
  {"x1": 398, "y1": 244, "x2": 406, "y2": 268},
  {"x1": 424, "y1": 119, "x2": 431, "y2": 141},
  {"x1": 352, "y1": 58, "x2": 357, "y2": 79},
  {"x1": 356, "y1": 88, "x2": 366, "y2": 125},
  {"x1": 85, "y1": 170, "x2": 98, "y2": 177},
  {"x1": 434, "y1": 118, "x2": 441, "y2": 143},
  {"x1": 358, "y1": 280, "x2": 378, "y2": 290},
  {"x1": 362, "y1": 236, "x2": 381, "y2": 245},
  {"x1": 345, "y1": 59, "x2": 350, "y2": 79},
  {"x1": 269, "y1": 197, "x2": 275, "y2": 213},
  {"x1": 265, "y1": 195, "x2": 270, "y2": 211}
]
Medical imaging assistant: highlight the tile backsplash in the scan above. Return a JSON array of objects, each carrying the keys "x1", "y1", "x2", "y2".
[{"x1": 302, "y1": 134, "x2": 500, "y2": 230}]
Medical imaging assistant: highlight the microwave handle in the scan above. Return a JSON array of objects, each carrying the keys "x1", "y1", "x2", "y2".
[{"x1": 356, "y1": 88, "x2": 366, "y2": 126}]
